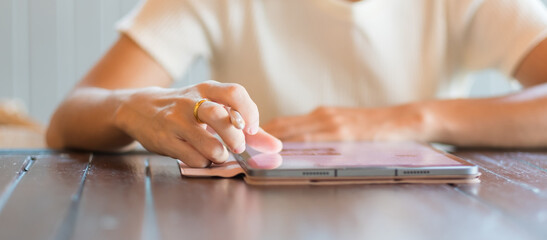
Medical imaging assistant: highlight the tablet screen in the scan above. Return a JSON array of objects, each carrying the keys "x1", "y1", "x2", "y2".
[{"x1": 239, "y1": 141, "x2": 471, "y2": 170}]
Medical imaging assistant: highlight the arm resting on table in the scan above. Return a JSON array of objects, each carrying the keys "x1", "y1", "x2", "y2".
[
  {"x1": 46, "y1": 35, "x2": 172, "y2": 151},
  {"x1": 424, "y1": 37, "x2": 547, "y2": 147}
]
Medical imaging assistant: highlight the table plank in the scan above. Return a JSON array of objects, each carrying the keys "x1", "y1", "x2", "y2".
[
  {"x1": 71, "y1": 154, "x2": 148, "y2": 240},
  {"x1": 0, "y1": 153, "x2": 90, "y2": 240},
  {"x1": 454, "y1": 151, "x2": 547, "y2": 237},
  {"x1": 0, "y1": 155, "x2": 33, "y2": 214},
  {"x1": 0, "y1": 155, "x2": 28, "y2": 193},
  {"x1": 0, "y1": 148, "x2": 544, "y2": 240},
  {"x1": 460, "y1": 151, "x2": 547, "y2": 190},
  {"x1": 148, "y1": 156, "x2": 536, "y2": 240},
  {"x1": 501, "y1": 151, "x2": 547, "y2": 172}
]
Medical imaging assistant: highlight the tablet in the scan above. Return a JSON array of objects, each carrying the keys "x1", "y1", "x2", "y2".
[{"x1": 233, "y1": 141, "x2": 479, "y2": 183}]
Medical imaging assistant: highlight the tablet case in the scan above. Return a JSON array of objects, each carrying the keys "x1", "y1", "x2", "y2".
[{"x1": 178, "y1": 159, "x2": 481, "y2": 185}]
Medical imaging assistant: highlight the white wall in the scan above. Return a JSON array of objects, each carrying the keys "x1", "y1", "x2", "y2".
[
  {"x1": 0, "y1": 0, "x2": 141, "y2": 124},
  {"x1": 0, "y1": 0, "x2": 545, "y2": 124}
]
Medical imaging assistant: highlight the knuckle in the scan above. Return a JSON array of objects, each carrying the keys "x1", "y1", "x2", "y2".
[
  {"x1": 227, "y1": 83, "x2": 245, "y2": 92},
  {"x1": 332, "y1": 126, "x2": 348, "y2": 139},
  {"x1": 315, "y1": 106, "x2": 326, "y2": 113},
  {"x1": 197, "y1": 80, "x2": 218, "y2": 92},
  {"x1": 202, "y1": 80, "x2": 219, "y2": 87},
  {"x1": 333, "y1": 127, "x2": 344, "y2": 136},
  {"x1": 225, "y1": 83, "x2": 247, "y2": 99},
  {"x1": 203, "y1": 80, "x2": 218, "y2": 84},
  {"x1": 314, "y1": 106, "x2": 333, "y2": 116},
  {"x1": 203, "y1": 104, "x2": 227, "y2": 121},
  {"x1": 329, "y1": 115, "x2": 344, "y2": 126}
]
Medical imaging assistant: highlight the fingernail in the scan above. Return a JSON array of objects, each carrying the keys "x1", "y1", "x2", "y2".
[
  {"x1": 229, "y1": 108, "x2": 245, "y2": 129},
  {"x1": 234, "y1": 143, "x2": 246, "y2": 154}
]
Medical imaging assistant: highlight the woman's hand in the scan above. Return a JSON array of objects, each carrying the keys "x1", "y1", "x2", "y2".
[
  {"x1": 46, "y1": 37, "x2": 281, "y2": 165},
  {"x1": 114, "y1": 80, "x2": 282, "y2": 167},
  {"x1": 262, "y1": 105, "x2": 427, "y2": 142}
]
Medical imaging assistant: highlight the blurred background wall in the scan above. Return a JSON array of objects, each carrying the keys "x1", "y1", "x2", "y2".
[
  {"x1": 0, "y1": 0, "x2": 545, "y2": 125},
  {"x1": 1, "y1": 0, "x2": 140, "y2": 124}
]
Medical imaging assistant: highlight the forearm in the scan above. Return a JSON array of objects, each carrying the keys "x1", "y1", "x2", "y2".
[
  {"x1": 422, "y1": 83, "x2": 547, "y2": 148},
  {"x1": 46, "y1": 87, "x2": 135, "y2": 151}
]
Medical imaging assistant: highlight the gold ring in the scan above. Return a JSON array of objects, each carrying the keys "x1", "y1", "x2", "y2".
[{"x1": 193, "y1": 99, "x2": 209, "y2": 124}]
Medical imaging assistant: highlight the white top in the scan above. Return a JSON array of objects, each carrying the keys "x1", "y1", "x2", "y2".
[{"x1": 117, "y1": 0, "x2": 547, "y2": 123}]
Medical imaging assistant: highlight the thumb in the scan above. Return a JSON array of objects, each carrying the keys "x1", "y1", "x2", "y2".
[{"x1": 245, "y1": 127, "x2": 283, "y2": 153}]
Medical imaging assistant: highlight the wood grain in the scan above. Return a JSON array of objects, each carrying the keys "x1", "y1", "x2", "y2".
[
  {"x1": 148, "y1": 155, "x2": 535, "y2": 240},
  {"x1": 0, "y1": 153, "x2": 89, "y2": 240},
  {"x1": 454, "y1": 151, "x2": 547, "y2": 237},
  {"x1": 0, "y1": 155, "x2": 28, "y2": 192},
  {"x1": 1, "y1": 128, "x2": 546, "y2": 240},
  {"x1": 71, "y1": 154, "x2": 147, "y2": 240}
]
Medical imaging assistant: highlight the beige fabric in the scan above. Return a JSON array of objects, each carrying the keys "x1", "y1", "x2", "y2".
[{"x1": 118, "y1": 0, "x2": 547, "y2": 123}]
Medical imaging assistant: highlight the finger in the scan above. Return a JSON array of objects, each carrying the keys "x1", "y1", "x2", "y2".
[
  {"x1": 200, "y1": 81, "x2": 260, "y2": 135},
  {"x1": 163, "y1": 138, "x2": 212, "y2": 168},
  {"x1": 197, "y1": 101, "x2": 246, "y2": 153},
  {"x1": 246, "y1": 127, "x2": 283, "y2": 153},
  {"x1": 206, "y1": 125, "x2": 217, "y2": 135},
  {"x1": 247, "y1": 152, "x2": 283, "y2": 169},
  {"x1": 176, "y1": 124, "x2": 230, "y2": 164}
]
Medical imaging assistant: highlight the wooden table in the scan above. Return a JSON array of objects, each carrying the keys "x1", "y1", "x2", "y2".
[{"x1": 0, "y1": 130, "x2": 546, "y2": 240}]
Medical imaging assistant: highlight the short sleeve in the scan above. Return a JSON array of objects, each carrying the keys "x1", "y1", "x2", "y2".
[
  {"x1": 449, "y1": 0, "x2": 547, "y2": 77},
  {"x1": 116, "y1": 0, "x2": 211, "y2": 80}
]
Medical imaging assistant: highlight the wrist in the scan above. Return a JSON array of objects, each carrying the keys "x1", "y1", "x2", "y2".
[{"x1": 111, "y1": 88, "x2": 139, "y2": 138}]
